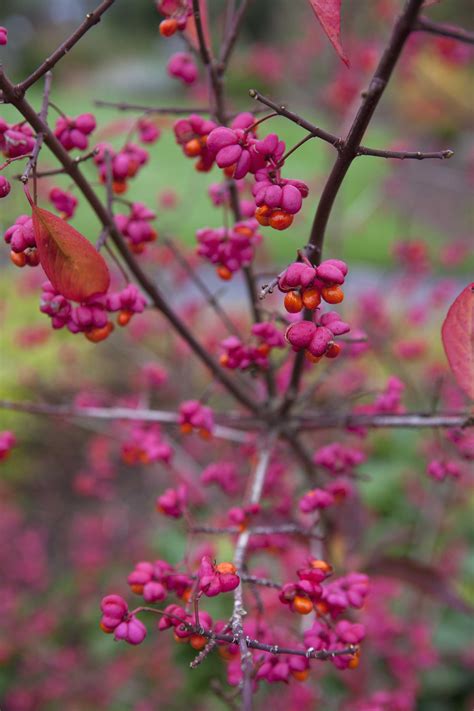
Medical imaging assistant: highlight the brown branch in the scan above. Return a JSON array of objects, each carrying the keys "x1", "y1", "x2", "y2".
[
  {"x1": 0, "y1": 69, "x2": 259, "y2": 415},
  {"x1": 296, "y1": 412, "x2": 474, "y2": 430},
  {"x1": 94, "y1": 100, "x2": 211, "y2": 114},
  {"x1": 415, "y1": 16, "x2": 474, "y2": 44},
  {"x1": 20, "y1": 72, "x2": 53, "y2": 185},
  {"x1": 249, "y1": 89, "x2": 453, "y2": 161},
  {"x1": 16, "y1": 0, "x2": 116, "y2": 95}
]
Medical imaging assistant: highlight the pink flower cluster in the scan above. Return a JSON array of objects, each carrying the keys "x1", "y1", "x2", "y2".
[
  {"x1": 173, "y1": 114, "x2": 217, "y2": 171},
  {"x1": 279, "y1": 560, "x2": 333, "y2": 614},
  {"x1": 40, "y1": 282, "x2": 146, "y2": 339},
  {"x1": 201, "y1": 461, "x2": 240, "y2": 495},
  {"x1": 198, "y1": 556, "x2": 240, "y2": 597},
  {"x1": 196, "y1": 219, "x2": 262, "y2": 279},
  {"x1": 426, "y1": 458, "x2": 461, "y2": 482},
  {"x1": 137, "y1": 117, "x2": 161, "y2": 144},
  {"x1": 49, "y1": 187, "x2": 78, "y2": 219},
  {"x1": 94, "y1": 141, "x2": 149, "y2": 193},
  {"x1": 121, "y1": 423, "x2": 173, "y2": 465},
  {"x1": 285, "y1": 311, "x2": 350, "y2": 360},
  {"x1": 100, "y1": 594, "x2": 147, "y2": 645},
  {"x1": 304, "y1": 619, "x2": 365, "y2": 670},
  {"x1": 54, "y1": 113, "x2": 96, "y2": 151},
  {"x1": 128, "y1": 558, "x2": 192, "y2": 603},
  {"x1": 0, "y1": 119, "x2": 35, "y2": 158},
  {"x1": 0, "y1": 431, "x2": 16, "y2": 461},
  {"x1": 299, "y1": 487, "x2": 335, "y2": 512},
  {"x1": 115, "y1": 202, "x2": 157, "y2": 254},
  {"x1": 167, "y1": 52, "x2": 198, "y2": 84},
  {"x1": 156, "y1": 484, "x2": 188, "y2": 518},
  {"x1": 220, "y1": 321, "x2": 285, "y2": 371},
  {"x1": 178, "y1": 400, "x2": 214, "y2": 436},
  {"x1": 3, "y1": 214, "x2": 39, "y2": 267},
  {"x1": 314, "y1": 442, "x2": 366, "y2": 475}
]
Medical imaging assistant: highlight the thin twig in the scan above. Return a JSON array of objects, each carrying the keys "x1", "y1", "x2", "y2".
[
  {"x1": 20, "y1": 72, "x2": 53, "y2": 184},
  {"x1": 415, "y1": 16, "x2": 474, "y2": 44}
]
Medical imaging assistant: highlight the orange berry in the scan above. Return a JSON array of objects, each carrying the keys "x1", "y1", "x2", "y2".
[
  {"x1": 127, "y1": 160, "x2": 139, "y2": 178},
  {"x1": 302, "y1": 287, "x2": 321, "y2": 310},
  {"x1": 292, "y1": 669, "x2": 310, "y2": 682},
  {"x1": 181, "y1": 588, "x2": 192, "y2": 603},
  {"x1": 26, "y1": 249, "x2": 40, "y2": 267},
  {"x1": 255, "y1": 204, "x2": 272, "y2": 226},
  {"x1": 218, "y1": 646, "x2": 234, "y2": 661},
  {"x1": 223, "y1": 165, "x2": 235, "y2": 178},
  {"x1": 257, "y1": 343, "x2": 270, "y2": 356},
  {"x1": 184, "y1": 138, "x2": 202, "y2": 157},
  {"x1": 199, "y1": 428, "x2": 212, "y2": 440},
  {"x1": 305, "y1": 351, "x2": 321, "y2": 364},
  {"x1": 310, "y1": 559, "x2": 333, "y2": 574},
  {"x1": 138, "y1": 451, "x2": 150, "y2": 464},
  {"x1": 268, "y1": 210, "x2": 293, "y2": 231},
  {"x1": 189, "y1": 634, "x2": 207, "y2": 651},
  {"x1": 117, "y1": 310, "x2": 133, "y2": 327},
  {"x1": 219, "y1": 354, "x2": 229, "y2": 367},
  {"x1": 100, "y1": 622, "x2": 114, "y2": 634},
  {"x1": 292, "y1": 595, "x2": 313, "y2": 615},
  {"x1": 348, "y1": 651, "x2": 360, "y2": 669},
  {"x1": 216, "y1": 265, "x2": 233, "y2": 281},
  {"x1": 284, "y1": 290, "x2": 303, "y2": 313},
  {"x1": 131, "y1": 243, "x2": 146, "y2": 254},
  {"x1": 216, "y1": 562, "x2": 237, "y2": 575},
  {"x1": 325, "y1": 342, "x2": 341, "y2": 359},
  {"x1": 173, "y1": 631, "x2": 189, "y2": 644},
  {"x1": 130, "y1": 583, "x2": 144, "y2": 594},
  {"x1": 234, "y1": 225, "x2": 253, "y2": 237},
  {"x1": 315, "y1": 600, "x2": 329, "y2": 615},
  {"x1": 10, "y1": 251, "x2": 27, "y2": 268},
  {"x1": 85, "y1": 322, "x2": 114, "y2": 343},
  {"x1": 180, "y1": 423, "x2": 193, "y2": 435},
  {"x1": 159, "y1": 18, "x2": 179, "y2": 37},
  {"x1": 321, "y1": 285, "x2": 344, "y2": 304},
  {"x1": 113, "y1": 180, "x2": 127, "y2": 195},
  {"x1": 195, "y1": 157, "x2": 212, "y2": 172}
]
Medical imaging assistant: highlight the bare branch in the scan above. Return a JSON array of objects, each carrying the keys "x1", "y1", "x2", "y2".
[{"x1": 415, "y1": 16, "x2": 474, "y2": 44}]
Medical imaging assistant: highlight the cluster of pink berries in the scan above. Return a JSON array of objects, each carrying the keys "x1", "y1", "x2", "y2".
[
  {"x1": 156, "y1": 484, "x2": 188, "y2": 518},
  {"x1": 49, "y1": 187, "x2": 78, "y2": 219},
  {"x1": 279, "y1": 559, "x2": 333, "y2": 615},
  {"x1": 201, "y1": 461, "x2": 240, "y2": 495},
  {"x1": 136, "y1": 117, "x2": 161, "y2": 144},
  {"x1": 220, "y1": 321, "x2": 285, "y2": 370},
  {"x1": 0, "y1": 118, "x2": 35, "y2": 158},
  {"x1": 3, "y1": 214, "x2": 39, "y2": 268},
  {"x1": 285, "y1": 310, "x2": 350, "y2": 362},
  {"x1": 54, "y1": 113, "x2": 96, "y2": 151},
  {"x1": 196, "y1": 218, "x2": 262, "y2": 280},
  {"x1": 279, "y1": 258, "x2": 349, "y2": 312},
  {"x1": 159, "y1": 606, "x2": 213, "y2": 651},
  {"x1": 0, "y1": 26, "x2": 7, "y2": 45},
  {"x1": 203, "y1": 114, "x2": 310, "y2": 230},
  {"x1": 178, "y1": 400, "x2": 214, "y2": 437},
  {"x1": 127, "y1": 558, "x2": 191, "y2": 603},
  {"x1": 314, "y1": 442, "x2": 366, "y2": 475},
  {"x1": 0, "y1": 431, "x2": 16, "y2": 462},
  {"x1": 40, "y1": 281, "x2": 146, "y2": 341},
  {"x1": 167, "y1": 52, "x2": 198, "y2": 85},
  {"x1": 198, "y1": 556, "x2": 240, "y2": 596},
  {"x1": 426, "y1": 458, "x2": 461, "y2": 482},
  {"x1": 100, "y1": 595, "x2": 147, "y2": 645},
  {"x1": 94, "y1": 141, "x2": 149, "y2": 194},
  {"x1": 319, "y1": 572, "x2": 369, "y2": 618},
  {"x1": 227, "y1": 503, "x2": 260, "y2": 527},
  {"x1": 304, "y1": 619, "x2": 365, "y2": 670},
  {"x1": 121, "y1": 423, "x2": 173, "y2": 465},
  {"x1": 157, "y1": 0, "x2": 192, "y2": 37},
  {"x1": 115, "y1": 201, "x2": 157, "y2": 254},
  {"x1": 173, "y1": 114, "x2": 217, "y2": 172}
]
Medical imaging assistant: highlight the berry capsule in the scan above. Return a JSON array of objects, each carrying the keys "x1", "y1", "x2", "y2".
[
  {"x1": 184, "y1": 138, "x2": 202, "y2": 157},
  {"x1": 284, "y1": 290, "x2": 303, "y2": 313},
  {"x1": 189, "y1": 634, "x2": 207, "y2": 651},
  {"x1": 216, "y1": 265, "x2": 232, "y2": 281},
  {"x1": 10, "y1": 251, "x2": 27, "y2": 268},
  {"x1": 255, "y1": 205, "x2": 272, "y2": 226},
  {"x1": 117, "y1": 310, "x2": 133, "y2": 327},
  {"x1": 325, "y1": 342, "x2": 342, "y2": 358},
  {"x1": 85, "y1": 322, "x2": 114, "y2": 343},
  {"x1": 321, "y1": 285, "x2": 344, "y2": 304},
  {"x1": 292, "y1": 669, "x2": 310, "y2": 682},
  {"x1": 216, "y1": 562, "x2": 237, "y2": 575},
  {"x1": 268, "y1": 210, "x2": 293, "y2": 231},
  {"x1": 292, "y1": 595, "x2": 313, "y2": 615},
  {"x1": 302, "y1": 287, "x2": 321, "y2": 310},
  {"x1": 159, "y1": 18, "x2": 179, "y2": 37},
  {"x1": 113, "y1": 180, "x2": 128, "y2": 195}
]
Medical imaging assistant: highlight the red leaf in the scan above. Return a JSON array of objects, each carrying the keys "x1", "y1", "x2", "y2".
[
  {"x1": 441, "y1": 283, "x2": 474, "y2": 401},
  {"x1": 307, "y1": 0, "x2": 349, "y2": 66},
  {"x1": 32, "y1": 204, "x2": 110, "y2": 302}
]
